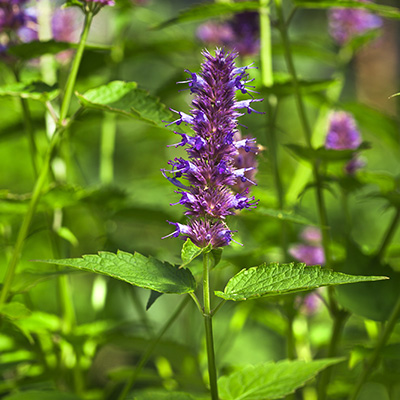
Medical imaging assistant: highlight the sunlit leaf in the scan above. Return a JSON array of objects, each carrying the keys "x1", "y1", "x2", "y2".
[
  {"x1": 156, "y1": 1, "x2": 260, "y2": 29},
  {"x1": 0, "y1": 302, "x2": 31, "y2": 320},
  {"x1": 129, "y1": 390, "x2": 200, "y2": 400},
  {"x1": 255, "y1": 207, "x2": 316, "y2": 226},
  {"x1": 0, "y1": 81, "x2": 59, "y2": 102},
  {"x1": 218, "y1": 358, "x2": 344, "y2": 400},
  {"x1": 181, "y1": 239, "x2": 203, "y2": 268},
  {"x1": 215, "y1": 262, "x2": 387, "y2": 301},
  {"x1": 3, "y1": 390, "x2": 82, "y2": 400},
  {"x1": 76, "y1": 80, "x2": 171, "y2": 128},
  {"x1": 293, "y1": 0, "x2": 400, "y2": 20},
  {"x1": 37, "y1": 251, "x2": 196, "y2": 294}
]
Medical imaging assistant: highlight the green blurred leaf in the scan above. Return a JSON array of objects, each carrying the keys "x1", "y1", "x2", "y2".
[
  {"x1": 76, "y1": 81, "x2": 171, "y2": 128},
  {"x1": 255, "y1": 207, "x2": 316, "y2": 226},
  {"x1": 129, "y1": 390, "x2": 199, "y2": 400},
  {"x1": 8, "y1": 40, "x2": 109, "y2": 60},
  {"x1": 37, "y1": 251, "x2": 196, "y2": 294},
  {"x1": 286, "y1": 143, "x2": 370, "y2": 163},
  {"x1": 181, "y1": 239, "x2": 203, "y2": 266},
  {"x1": 218, "y1": 358, "x2": 343, "y2": 400},
  {"x1": 156, "y1": 1, "x2": 260, "y2": 29},
  {"x1": 0, "y1": 302, "x2": 31, "y2": 320},
  {"x1": 3, "y1": 390, "x2": 82, "y2": 400},
  {"x1": 215, "y1": 262, "x2": 387, "y2": 301},
  {"x1": 336, "y1": 242, "x2": 400, "y2": 321},
  {"x1": 0, "y1": 81, "x2": 59, "y2": 102},
  {"x1": 293, "y1": 0, "x2": 400, "y2": 19},
  {"x1": 262, "y1": 76, "x2": 340, "y2": 98}
]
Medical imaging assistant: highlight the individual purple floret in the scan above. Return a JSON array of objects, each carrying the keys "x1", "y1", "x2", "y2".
[
  {"x1": 162, "y1": 49, "x2": 262, "y2": 248},
  {"x1": 300, "y1": 226, "x2": 322, "y2": 244},
  {"x1": 197, "y1": 12, "x2": 260, "y2": 57},
  {"x1": 345, "y1": 155, "x2": 366, "y2": 175},
  {"x1": 328, "y1": 0, "x2": 383, "y2": 45},
  {"x1": 325, "y1": 111, "x2": 362, "y2": 150}
]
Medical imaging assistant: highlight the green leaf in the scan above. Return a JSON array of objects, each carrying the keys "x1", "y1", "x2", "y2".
[
  {"x1": 255, "y1": 207, "x2": 316, "y2": 226},
  {"x1": 0, "y1": 81, "x2": 59, "y2": 102},
  {"x1": 37, "y1": 251, "x2": 196, "y2": 295},
  {"x1": 293, "y1": 0, "x2": 400, "y2": 20},
  {"x1": 156, "y1": 1, "x2": 260, "y2": 29},
  {"x1": 336, "y1": 242, "x2": 400, "y2": 321},
  {"x1": 0, "y1": 302, "x2": 31, "y2": 320},
  {"x1": 146, "y1": 290, "x2": 163, "y2": 310},
  {"x1": 286, "y1": 143, "x2": 370, "y2": 163},
  {"x1": 76, "y1": 81, "x2": 171, "y2": 128},
  {"x1": 3, "y1": 390, "x2": 82, "y2": 400},
  {"x1": 8, "y1": 40, "x2": 108, "y2": 60},
  {"x1": 215, "y1": 262, "x2": 387, "y2": 301},
  {"x1": 262, "y1": 76, "x2": 340, "y2": 98},
  {"x1": 181, "y1": 239, "x2": 203, "y2": 266},
  {"x1": 218, "y1": 358, "x2": 343, "y2": 400},
  {"x1": 129, "y1": 390, "x2": 200, "y2": 400}
]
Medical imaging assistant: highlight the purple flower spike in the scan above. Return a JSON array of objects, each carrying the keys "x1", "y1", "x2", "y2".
[
  {"x1": 325, "y1": 111, "x2": 362, "y2": 150},
  {"x1": 328, "y1": 0, "x2": 382, "y2": 45},
  {"x1": 162, "y1": 49, "x2": 262, "y2": 248}
]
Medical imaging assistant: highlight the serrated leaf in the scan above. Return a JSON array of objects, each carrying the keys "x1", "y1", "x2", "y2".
[
  {"x1": 37, "y1": 251, "x2": 196, "y2": 295},
  {"x1": 0, "y1": 302, "x2": 31, "y2": 320},
  {"x1": 156, "y1": 1, "x2": 260, "y2": 29},
  {"x1": 76, "y1": 81, "x2": 171, "y2": 128},
  {"x1": 293, "y1": 0, "x2": 400, "y2": 20},
  {"x1": 255, "y1": 207, "x2": 316, "y2": 226},
  {"x1": 215, "y1": 262, "x2": 387, "y2": 301},
  {"x1": 218, "y1": 358, "x2": 343, "y2": 400},
  {"x1": 181, "y1": 239, "x2": 203, "y2": 266},
  {"x1": 0, "y1": 81, "x2": 59, "y2": 102},
  {"x1": 3, "y1": 390, "x2": 82, "y2": 400}
]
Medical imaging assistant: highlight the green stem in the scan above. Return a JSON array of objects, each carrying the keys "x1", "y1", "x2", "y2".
[
  {"x1": 100, "y1": 112, "x2": 117, "y2": 184},
  {"x1": 117, "y1": 296, "x2": 190, "y2": 400},
  {"x1": 350, "y1": 295, "x2": 400, "y2": 400},
  {"x1": 259, "y1": 0, "x2": 273, "y2": 88},
  {"x1": 317, "y1": 310, "x2": 348, "y2": 399},
  {"x1": 376, "y1": 208, "x2": 400, "y2": 261},
  {"x1": 203, "y1": 252, "x2": 219, "y2": 400},
  {"x1": 0, "y1": 125, "x2": 63, "y2": 307},
  {"x1": 59, "y1": 11, "x2": 93, "y2": 123},
  {"x1": 275, "y1": 3, "x2": 346, "y2": 397}
]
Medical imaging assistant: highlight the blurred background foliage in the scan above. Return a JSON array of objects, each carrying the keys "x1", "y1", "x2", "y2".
[{"x1": 0, "y1": 0, "x2": 400, "y2": 399}]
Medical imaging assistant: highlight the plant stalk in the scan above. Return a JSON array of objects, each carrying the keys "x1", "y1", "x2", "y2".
[
  {"x1": 350, "y1": 294, "x2": 400, "y2": 400},
  {"x1": 203, "y1": 252, "x2": 219, "y2": 400},
  {"x1": 59, "y1": 11, "x2": 93, "y2": 123},
  {"x1": 117, "y1": 296, "x2": 190, "y2": 400},
  {"x1": 376, "y1": 208, "x2": 400, "y2": 261}
]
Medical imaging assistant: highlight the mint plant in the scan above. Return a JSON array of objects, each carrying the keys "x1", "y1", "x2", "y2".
[{"x1": 1, "y1": 1, "x2": 400, "y2": 400}]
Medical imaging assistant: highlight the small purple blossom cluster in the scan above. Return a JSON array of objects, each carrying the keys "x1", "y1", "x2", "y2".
[
  {"x1": 328, "y1": 0, "x2": 383, "y2": 45},
  {"x1": 197, "y1": 12, "x2": 260, "y2": 57},
  {"x1": 289, "y1": 227, "x2": 325, "y2": 266},
  {"x1": 162, "y1": 49, "x2": 262, "y2": 248},
  {"x1": 325, "y1": 111, "x2": 365, "y2": 174},
  {"x1": 88, "y1": 0, "x2": 115, "y2": 5}
]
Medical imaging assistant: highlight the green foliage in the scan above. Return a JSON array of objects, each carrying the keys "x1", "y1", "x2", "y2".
[
  {"x1": 156, "y1": 1, "x2": 260, "y2": 29},
  {"x1": 76, "y1": 80, "x2": 171, "y2": 128},
  {"x1": 0, "y1": 81, "x2": 59, "y2": 102},
  {"x1": 3, "y1": 391, "x2": 82, "y2": 400},
  {"x1": 0, "y1": 302, "x2": 31, "y2": 320},
  {"x1": 255, "y1": 207, "x2": 316, "y2": 226},
  {"x1": 38, "y1": 251, "x2": 196, "y2": 294},
  {"x1": 215, "y1": 262, "x2": 387, "y2": 301},
  {"x1": 218, "y1": 358, "x2": 344, "y2": 400},
  {"x1": 181, "y1": 239, "x2": 203, "y2": 267},
  {"x1": 293, "y1": 0, "x2": 400, "y2": 19}
]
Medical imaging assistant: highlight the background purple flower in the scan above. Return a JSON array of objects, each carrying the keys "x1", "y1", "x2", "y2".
[
  {"x1": 328, "y1": 0, "x2": 383, "y2": 45},
  {"x1": 325, "y1": 111, "x2": 362, "y2": 150},
  {"x1": 197, "y1": 12, "x2": 260, "y2": 57},
  {"x1": 289, "y1": 227, "x2": 325, "y2": 265}
]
